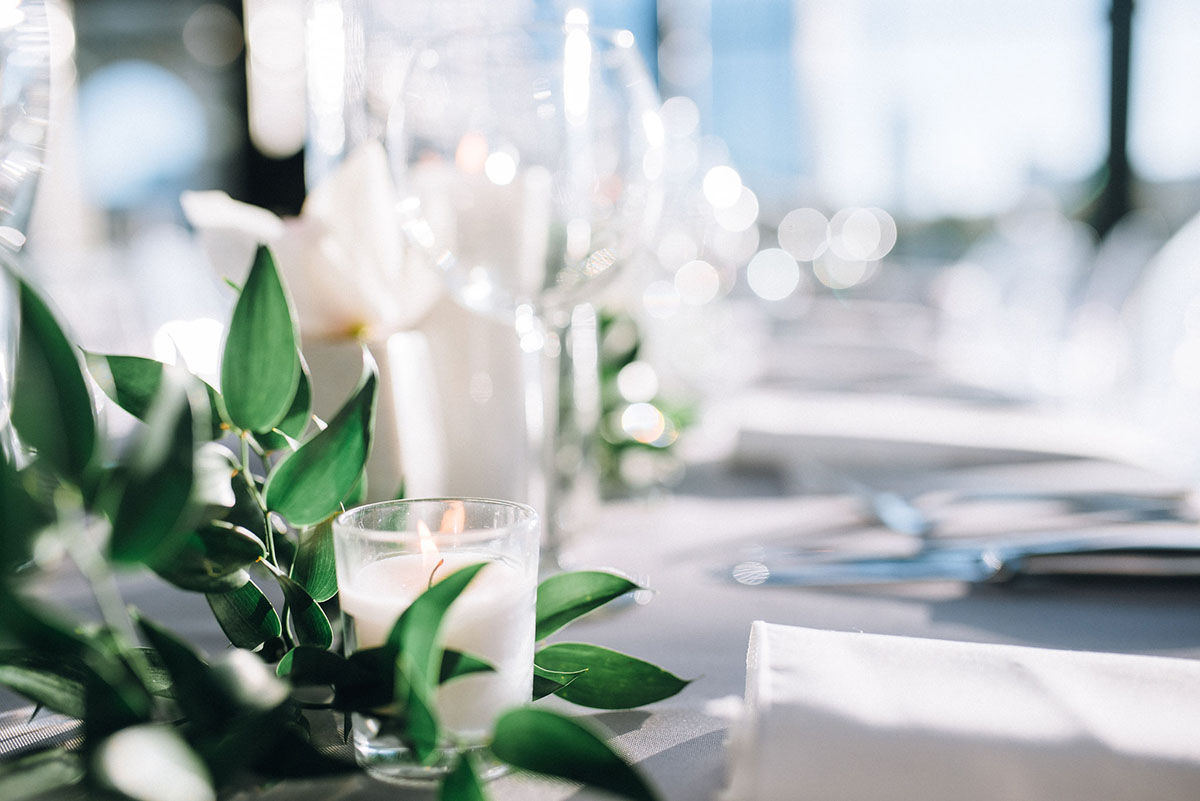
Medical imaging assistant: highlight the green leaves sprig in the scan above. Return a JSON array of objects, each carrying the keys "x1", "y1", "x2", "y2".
[
  {"x1": 0, "y1": 248, "x2": 375, "y2": 798},
  {"x1": 84, "y1": 247, "x2": 375, "y2": 650},
  {"x1": 0, "y1": 246, "x2": 689, "y2": 801}
]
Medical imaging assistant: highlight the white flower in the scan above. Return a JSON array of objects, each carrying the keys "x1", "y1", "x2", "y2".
[{"x1": 181, "y1": 142, "x2": 442, "y2": 340}]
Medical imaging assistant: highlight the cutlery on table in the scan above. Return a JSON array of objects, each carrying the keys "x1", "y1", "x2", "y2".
[{"x1": 728, "y1": 529, "x2": 1200, "y2": 587}]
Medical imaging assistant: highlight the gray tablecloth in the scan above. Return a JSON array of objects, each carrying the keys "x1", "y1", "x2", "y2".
[{"x1": 5, "y1": 454, "x2": 1200, "y2": 801}]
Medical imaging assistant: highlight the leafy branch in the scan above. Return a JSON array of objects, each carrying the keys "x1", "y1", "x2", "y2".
[{"x1": 0, "y1": 247, "x2": 688, "y2": 801}]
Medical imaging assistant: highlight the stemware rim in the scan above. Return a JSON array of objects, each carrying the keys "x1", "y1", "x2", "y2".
[
  {"x1": 409, "y1": 20, "x2": 641, "y2": 53},
  {"x1": 335, "y1": 497, "x2": 540, "y2": 543}
]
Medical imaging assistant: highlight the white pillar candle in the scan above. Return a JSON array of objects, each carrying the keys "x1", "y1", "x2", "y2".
[{"x1": 339, "y1": 552, "x2": 535, "y2": 739}]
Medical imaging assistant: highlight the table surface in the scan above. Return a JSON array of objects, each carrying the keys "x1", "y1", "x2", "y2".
[{"x1": 6, "y1": 375, "x2": 1200, "y2": 800}]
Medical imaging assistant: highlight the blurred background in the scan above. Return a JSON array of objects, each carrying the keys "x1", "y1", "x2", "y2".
[{"x1": 22, "y1": 0, "x2": 1200, "y2": 495}]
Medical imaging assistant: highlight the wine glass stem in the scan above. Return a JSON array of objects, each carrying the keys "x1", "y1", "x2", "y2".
[{"x1": 519, "y1": 304, "x2": 601, "y2": 571}]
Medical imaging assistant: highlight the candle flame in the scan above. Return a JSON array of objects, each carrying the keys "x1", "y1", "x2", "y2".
[
  {"x1": 417, "y1": 519, "x2": 439, "y2": 566},
  {"x1": 440, "y1": 501, "x2": 466, "y2": 534}
]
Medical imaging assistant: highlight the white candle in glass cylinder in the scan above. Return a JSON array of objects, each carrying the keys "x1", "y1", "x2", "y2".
[{"x1": 339, "y1": 552, "x2": 535, "y2": 739}]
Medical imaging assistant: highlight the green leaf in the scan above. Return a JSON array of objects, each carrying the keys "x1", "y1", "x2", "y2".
[
  {"x1": 250, "y1": 727, "x2": 357, "y2": 780},
  {"x1": 0, "y1": 749, "x2": 84, "y2": 801},
  {"x1": 88, "y1": 353, "x2": 225, "y2": 440},
  {"x1": 11, "y1": 279, "x2": 95, "y2": 483},
  {"x1": 0, "y1": 586, "x2": 151, "y2": 732},
  {"x1": 386, "y1": 561, "x2": 488, "y2": 762},
  {"x1": 205, "y1": 579, "x2": 281, "y2": 649},
  {"x1": 0, "y1": 650, "x2": 87, "y2": 717},
  {"x1": 439, "y1": 650, "x2": 495, "y2": 685},
  {"x1": 531, "y1": 674, "x2": 566, "y2": 701},
  {"x1": 0, "y1": 457, "x2": 50, "y2": 571},
  {"x1": 394, "y1": 664, "x2": 439, "y2": 764},
  {"x1": 221, "y1": 245, "x2": 301, "y2": 433},
  {"x1": 290, "y1": 517, "x2": 337, "y2": 602},
  {"x1": 109, "y1": 372, "x2": 198, "y2": 565},
  {"x1": 223, "y1": 465, "x2": 268, "y2": 542},
  {"x1": 440, "y1": 756, "x2": 487, "y2": 801},
  {"x1": 532, "y1": 644, "x2": 689, "y2": 710},
  {"x1": 532, "y1": 663, "x2": 585, "y2": 701},
  {"x1": 344, "y1": 468, "x2": 368, "y2": 508},
  {"x1": 136, "y1": 615, "x2": 226, "y2": 735},
  {"x1": 94, "y1": 724, "x2": 215, "y2": 801},
  {"x1": 152, "y1": 521, "x2": 264, "y2": 593},
  {"x1": 0, "y1": 583, "x2": 91, "y2": 659},
  {"x1": 263, "y1": 355, "x2": 377, "y2": 526},
  {"x1": 276, "y1": 645, "x2": 351, "y2": 683},
  {"x1": 491, "y1": 708, "x2": 659, "y2": 801},
  {"x1": 329, "y1": 648, "x2": 393, "y2": 712},
  {"x1": 254, "y1": 361, "x2": 312, "y2": 451},
  {"x1": 271, "y1": 570, "x2": 333, "y2": 648},
  {"x1": 535, "y1": 571, "x2": 642, "y2": 641},
  {"x1": 388, "y1": 562, "x2": 488, "y2": 693},
  {"x1": 193, "y1": 703, "x2": 288, "y2": 779}
]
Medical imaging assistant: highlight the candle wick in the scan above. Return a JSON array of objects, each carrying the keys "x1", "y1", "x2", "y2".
[{"x1": 427, "y1": 558, "x2": 445, "y2": 590}]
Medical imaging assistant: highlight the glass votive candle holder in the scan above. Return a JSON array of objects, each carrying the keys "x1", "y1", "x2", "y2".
[{"x1": 333, "y1": 497, "x2": 540, "y2": 784}]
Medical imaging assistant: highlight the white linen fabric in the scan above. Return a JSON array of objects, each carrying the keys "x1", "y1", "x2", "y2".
[{"x1": 724, "y1": 622, "x2": 1200, "y2": 801}]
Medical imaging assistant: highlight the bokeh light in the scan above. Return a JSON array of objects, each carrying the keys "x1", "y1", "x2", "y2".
[
  {"x1": 828, "y1": 207, "x2": 898, "y2": 262},
  {"x1": 642, "y1": 147, "x2": 664, "y2": 180},
  {"x1": 702, "y1": 165, "x2": 742, "y2": 209},
  {"x1": 182, "y1": 4, "x2": 242, "y2": 68},
  {"x1": 641, "y1": 109, "x2": 665, "y2": 147},
  {"x1": 455, "y1": 132, "x2": 488, "y2": 173},
  {"x1": 622, "y1": 402, "x2": 667, "y2": 444},
  {"x1": 483, "y1": 148, "x2": 517, "y2": 185},
  {"x1": 674, "y1": 259, "x2": 721, "y2": 305},
  {"x1": 813, "y1": 251, "x2": 875, "y2": 290},
  {"x1": 778, "y1": 208, "x2": 829, "y2": 261},
  {"x1": 617, "y1": 360, "x2": 659, "y2": 402},
  {"x1": 660, "y1": 95, "x2": 700, "y2": 138},
  {"x1": 828, "y1": 207, "x2": 880, "y2": 260},
  {"x1": 746, "y1": 248, "x2": 801, "y2": 301},
  {"x1": 78, "y1": 60, "x2": 207, "y2": 208},
  {"x1": 865, "y1": 207, "x2": 898, "y2": 260},
  {"x1": 713, "y1": 186, "x2": 759, "y2": 232}
]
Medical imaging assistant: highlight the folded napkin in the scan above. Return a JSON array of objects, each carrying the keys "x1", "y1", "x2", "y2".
[{"x1": 723, "y1": 622, "x2": 1200, "y2": 801}]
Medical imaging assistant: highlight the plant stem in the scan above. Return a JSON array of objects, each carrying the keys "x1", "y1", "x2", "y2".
[
  {"x1": 238, "y1": 431, "x2": 277, "y2": 567},
  {"x1": 57, "y1": 488, "x2": 138, "y2": 646},
  {"x1": 257, "y1": 559, "x2": 295, "y2": 650},
  {"x1": 237, "y1": 431, "x2": 295, "y2": 651}
]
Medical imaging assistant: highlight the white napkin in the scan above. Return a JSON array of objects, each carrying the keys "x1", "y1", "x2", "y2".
[{"x1": 724, "y1": 622, "x2": 1200, "y2": 801}]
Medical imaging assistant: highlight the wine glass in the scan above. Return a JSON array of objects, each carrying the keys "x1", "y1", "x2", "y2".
[
  {"x1": 390, "y1": 19, "x2": 662, "y2": 560},
  {"x1": 0, "y1": 0, "x2": 50, "y2": 460}
]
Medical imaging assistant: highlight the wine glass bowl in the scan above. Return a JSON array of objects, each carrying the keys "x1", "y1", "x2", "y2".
[{"x1": 391, "y1": 22, "x2": 661, "y2": 320}]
